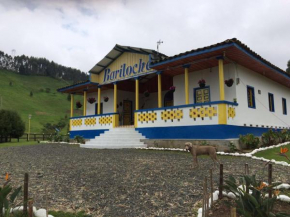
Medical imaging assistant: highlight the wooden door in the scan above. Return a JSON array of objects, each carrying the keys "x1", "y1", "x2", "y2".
[{"x1": 123, "y1": 100, "x2": 132, "y2": 125}]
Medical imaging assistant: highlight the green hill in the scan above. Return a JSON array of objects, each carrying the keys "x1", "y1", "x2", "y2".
[{"x1": 0, "y1": 70, "x2": 83, "y2": 134}]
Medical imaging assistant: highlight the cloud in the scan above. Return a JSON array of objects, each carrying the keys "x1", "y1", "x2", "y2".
[{"x1": 0, "y1": 0, "x2": 289, "y2": 72}]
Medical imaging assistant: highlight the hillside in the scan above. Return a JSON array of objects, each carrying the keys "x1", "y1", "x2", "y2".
[{"x1": 0, "y1": 70, "x2": 83, "y2": 134}]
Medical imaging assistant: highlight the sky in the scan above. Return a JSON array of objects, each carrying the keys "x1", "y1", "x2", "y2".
[{"x1": 0, "y1": 0, "x2": 290, "y2": 73}]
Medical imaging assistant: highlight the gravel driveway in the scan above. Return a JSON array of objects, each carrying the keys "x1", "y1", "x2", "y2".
[{"x1": 1, "y1": 143, "x2": 289, "y2": 216}]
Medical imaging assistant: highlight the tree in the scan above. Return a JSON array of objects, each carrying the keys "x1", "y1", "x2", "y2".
[
  {"x1": 287, "y1": 60, "x2": 290, "y2": 74},
  {"x1": 0, "y1": 110, "x2": 25, "y2": 142}
]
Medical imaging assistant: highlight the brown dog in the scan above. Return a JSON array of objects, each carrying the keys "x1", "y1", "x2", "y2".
[{"x1": 185, "y1": 142, "x2": 220, "y2": 168}]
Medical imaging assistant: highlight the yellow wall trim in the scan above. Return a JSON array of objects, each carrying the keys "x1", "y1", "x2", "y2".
[{"x1": 218, "y1": 104, "x2": 227, "y2": 124}]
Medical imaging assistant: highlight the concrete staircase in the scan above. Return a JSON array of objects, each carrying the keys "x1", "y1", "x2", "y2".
[{"x1": 80, "y1": 128, "x2": 147, "y2": 149}]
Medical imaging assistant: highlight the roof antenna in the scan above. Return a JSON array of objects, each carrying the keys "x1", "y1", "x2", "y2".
[{"x1": 157, "y1": 40, "x2": 163, "y2": 53}]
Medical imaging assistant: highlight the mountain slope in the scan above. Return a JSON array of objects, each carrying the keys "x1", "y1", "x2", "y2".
[{"x1": 0, "y1": 70, "x2": 83, "y2": 134}]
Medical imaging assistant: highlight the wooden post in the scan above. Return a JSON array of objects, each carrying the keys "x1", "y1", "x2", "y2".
[
  {"x1": 28, "y1": 200, "x2": 33, "y2": 217},
  {"x1": 245, "y1": 163, "x2": 248, "y2": 175},
  {"x1": 230, "y1": 207, "x2": 237, "y2": 217},
  {"x1": 43, "y1": 133, "x2": 45, "y2": 141},
  {"x1": 34, "y1": 134, "x2": 36, "y2": 141},
  {"x1": 219, "y1": 164, "x2": 223, "y2": 199},
  {"x1": 210, "y1": 169, "x2": 213, "y2": 206},
  {"x1": 23, "y1": 173, "x2": 29, "y2": 214},
  {"x1": 27, "y1": 133, "x2": 28, "y2": 141},
  {"x1": 268, "y1": 164, "x2": 272, "y2": 198},
  {"x1": 18, "y1": 137, "x2": 19, "y2": 142},
  {"x1": 202, "y1": 180, "x2": 205, "y2": 217}
]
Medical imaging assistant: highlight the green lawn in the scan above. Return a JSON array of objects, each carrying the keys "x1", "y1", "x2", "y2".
[
  {"x1": 254, "y1": 143, "x2": 290, "y2": 163},
  {"x1": 0, "y1": 139, "x2": 39, "y2": 148},
  {"x1": 0, "y1": 70, "x2": 83, "y2": 134}
]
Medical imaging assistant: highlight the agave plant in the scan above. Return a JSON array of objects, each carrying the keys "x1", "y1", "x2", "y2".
[{"x1": 223, "y1": 175, "x2": 290, "y2": 217}]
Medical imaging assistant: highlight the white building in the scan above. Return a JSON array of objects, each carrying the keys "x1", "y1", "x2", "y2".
[{"x1": 58, "y1": 38, "x2": 290, "y2": 146}]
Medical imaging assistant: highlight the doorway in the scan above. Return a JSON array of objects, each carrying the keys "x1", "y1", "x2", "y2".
[
  {"x1": 123, "y1": 100, "x2": 133, "y2": 125},
  {"x1": 95, "y1": 103, "x2": 103, "y2": 115}
]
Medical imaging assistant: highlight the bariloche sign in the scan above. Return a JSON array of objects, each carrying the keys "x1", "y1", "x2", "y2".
[{"x1": 98, "y1": 53, "x2": 156, "y2": 84}]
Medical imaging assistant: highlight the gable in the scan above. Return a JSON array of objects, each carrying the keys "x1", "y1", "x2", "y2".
[{"x1": 97, "y1": 52, "x2": 156, "y2": 85}]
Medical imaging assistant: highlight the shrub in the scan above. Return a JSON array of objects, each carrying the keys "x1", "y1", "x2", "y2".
[
  {"x1": 30, "y1": 91, "x2": 33, "y2": 97},
  {"x1": 223, "y1": 175, "x2": 288, "y2": 217},
  {"x1": 262, "y1": 129, "x2": 279, "y2": 147},
  {"x1": 227, "y1": 141, "x2": 238, "y2": 153},
  {"x1": 74, "y1": 135, "x2": 85, "y2": 144},
  {"x1": 39, "y1": 88, "x2": 44, "y2": 92},
  {"x1": 277, "y1": 129, "x2": 290, "y2": 143},
  {"x1": 239, "y1": 134, "x2": 260, "y2": 149},
  {"x1": 199, "y1": 140, "x2": 208, "y2": 146},
  {"x1": 45, "y1": 88, "x2": 51, "y2": 93},
  {"x1": 52, "y1": 135, "x2": 63, "y2": 142},
  {"x1": 0, "y1": 110, "x2": 25, "y2": 142}
]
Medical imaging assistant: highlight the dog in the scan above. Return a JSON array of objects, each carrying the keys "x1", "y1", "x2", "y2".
[{"x1": 185, "y1": 142, "x2": 220, "y2": 168}]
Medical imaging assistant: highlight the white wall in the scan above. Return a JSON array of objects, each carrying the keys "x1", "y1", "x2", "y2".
[
  {"x1": 234, "y1": 64, "x2": 290, "y2": 128},
  {"x1": 173, "y1": 64, "x2": 237, "y2": 106}
]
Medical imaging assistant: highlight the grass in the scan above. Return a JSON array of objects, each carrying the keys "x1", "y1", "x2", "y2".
[
  {"x1": 0, "y1": 70, "x2": 82, "y2": 134},
  {"x1": 254, "y1": 143, "x2": 290, "y2": 163},
  {"x1": 0, "y1": 139, "x2": 39, "y2": 148}
]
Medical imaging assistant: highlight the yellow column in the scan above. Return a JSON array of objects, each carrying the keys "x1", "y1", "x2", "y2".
[
  {"x1": 97, "y1": 87, "x2": 101, "y2": 115},
  {"x1": 134, "y1": 78, "x2": 139, "y2": 127},
  {"x1": 70, "y1": 94, "x2": 74, "y2": 131},
  {"x1": 114, "y1": 83, "x2": 117, "y2": 113},
  {"x1": 158, "y1": 72, "x2": 162, "y2": 108},
  {"x1": 70, "y1": 94, "x2": 74, "y2": 117},
  {"x1": 218, "y1": 58, "x2": 227, "y2": 124},
  {"x1": 83, "y1": 90, "x2": 87, "y2": 116},
  {"x1": 113, "y1": 83, "x2": 119, "y2": 127},
  {"x1": 184, "y1": 65, "x2": 190, "y2": 104}
]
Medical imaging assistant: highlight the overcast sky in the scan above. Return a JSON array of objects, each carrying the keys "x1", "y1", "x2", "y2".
[{"x1": 0, "y1": 0, "x2": 289, "y2": 73}]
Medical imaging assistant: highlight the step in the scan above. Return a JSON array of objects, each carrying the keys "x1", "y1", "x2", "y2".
[{"x1": 81, "y1": 128, "x2": 147, "y2": 149}]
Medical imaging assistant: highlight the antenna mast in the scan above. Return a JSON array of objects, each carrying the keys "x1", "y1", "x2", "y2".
[{"x1": 157, "y1": 40, "x2": 163, "y2": 53}]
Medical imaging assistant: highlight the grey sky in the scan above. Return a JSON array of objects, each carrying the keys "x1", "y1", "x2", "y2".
[{"x1": 0, "y1": 0, "x2": 289, "y2": 72}]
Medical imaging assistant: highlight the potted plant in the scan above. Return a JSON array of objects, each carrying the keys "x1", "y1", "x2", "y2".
[
  {"x1": 144, "y1": 90, "x2": 150, "y2": 97},
  {"x1": 198, "y1": 79, "x2": 206, "y2": 88},
  {"x1": 225, "y1": 78, "x2": 234, "y2": 87},
  {"x1": 104, "y1": 96, "x2": 109, "y2": 102},
  {"x1": 76, "y1": 101, "x2": 82, "y2": 109},
  {"x1": 169, "y1": 86, "x2": 176, "y2": 92},
  {"x1": 87, "y1": 97, "x2": 96, "y2": 104}
]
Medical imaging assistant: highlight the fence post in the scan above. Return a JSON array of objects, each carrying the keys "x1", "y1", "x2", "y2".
[
  {"x1": 218, "y1": 164, "x2": 223, "y2": 199},
  {"x1": 23, "y1": 173, "x2": 29, "y2": 214},
  {"x1": 27, "y1": 133, "x2": 28, "y2": 141},
  {"x1": 28, "y1": 199, "x2": 33, "y2": 217},
  {"x1": 230, "y1": 207, "x2": 237, "y2": 217},
  {"x1": 18, "y1": 137, "x2": 19, "y2": 142},
  {"x1": 43, "y1": 133, "x2": 45, "y2": 141},
  {"x1": 34, "y1": 134, "x2": 36, "y2": 141},
  {"x1": 268, "y1": 164, "x2": 272, "y2": 198}
]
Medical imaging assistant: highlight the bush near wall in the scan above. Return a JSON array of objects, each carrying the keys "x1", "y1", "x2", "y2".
[{"x1": 262, "y1": 129, "x2": 290, "y2": 147}]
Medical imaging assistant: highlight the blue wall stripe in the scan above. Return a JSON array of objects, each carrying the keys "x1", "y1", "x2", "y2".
[
  {"x1": 136, "y1": 125, "x2": 274, "y2": 140},
  {"x1": 69, "y1": 129, "x2": 108, "y2": 139}
]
